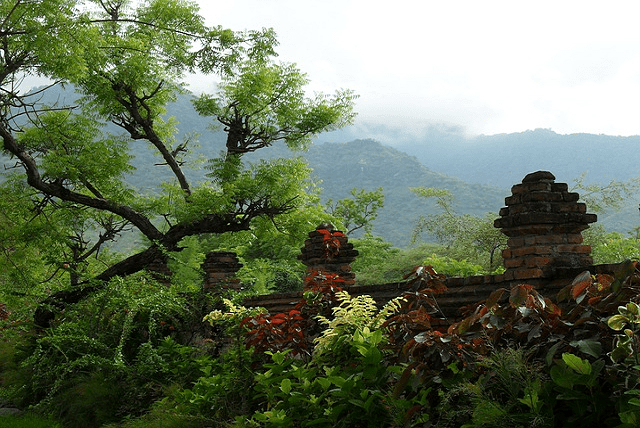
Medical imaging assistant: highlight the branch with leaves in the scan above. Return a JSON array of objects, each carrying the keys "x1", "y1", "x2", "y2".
[{"x1": 0, "y1": 0, "x2": 356, "y2": 327}]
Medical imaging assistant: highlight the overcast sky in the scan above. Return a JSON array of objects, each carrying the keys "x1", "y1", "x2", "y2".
[{"x1": 191, "y1": 0, "x2": 640, "y2": 138}]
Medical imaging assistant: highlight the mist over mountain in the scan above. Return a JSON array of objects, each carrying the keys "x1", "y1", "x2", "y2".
[
  {"x1": 6, "y1": 86, "x2": 640, "y2": 247},
  {"x1": 317, "y1": 124, "x2": 640, "y2": 188},
  {"x1": 318, "y1": 123, "x2": 640, "y2": 235}
]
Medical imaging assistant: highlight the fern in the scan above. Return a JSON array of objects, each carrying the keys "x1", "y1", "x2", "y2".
[{"x1": 314, "y1": 291, "x2": 402, "y2": 356}]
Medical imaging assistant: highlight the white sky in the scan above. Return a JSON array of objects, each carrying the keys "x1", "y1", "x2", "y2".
[{"x1": 192, "y1": 0, "x2": 640, "y2": 137}]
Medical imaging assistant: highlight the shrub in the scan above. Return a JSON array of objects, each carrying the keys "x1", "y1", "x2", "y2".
[{"x1": 11, "y1": 274, "x2": 207, "y2": 427}]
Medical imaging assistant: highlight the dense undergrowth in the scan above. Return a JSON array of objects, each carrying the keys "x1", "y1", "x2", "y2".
[{"x1": 3, "y1": 260, "x2": 640, "y2": 427}]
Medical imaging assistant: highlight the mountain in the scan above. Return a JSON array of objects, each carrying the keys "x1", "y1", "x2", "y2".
[
  {"x1": 317, "y1": 125, "x2": 640, "y2": 187},
  {"x1": 321, "y1": 124, "x2": 640, "y2": 235},
  {"x1": 5, "y1": 86, "x2": 638, "y2": 247},
  {"x1": 242, "y1": 139, "x2": 506, "y2": 246}
]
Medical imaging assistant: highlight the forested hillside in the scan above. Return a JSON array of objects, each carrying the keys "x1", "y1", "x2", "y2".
[
  {"x1": 322, "y1": 125, "x2": 640, "y2": 235},
  {"x1": 8, "y1": 87, "x2": 639, "y2": 245},
  {"x1": 133, "y1": 92, "x2": 508, "y2": 246},
  {"x1": 324, "y1": 125, "x2": 640, "y2": 188},
  {"x1": 243, "y1": 140, "x2": 506, "y2": 246}
]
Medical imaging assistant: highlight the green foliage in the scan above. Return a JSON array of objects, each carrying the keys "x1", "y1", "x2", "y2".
[
  {"x1": 571, "y1": 171, "x2": 640, "y2": 214},
  {"x1": 326, "y1": 187, "x2": 384, "y2": 235},
  {"x1": 548, "y1": 353, "x2": 612, "y2": 426},
  {"x1": 4, "y1": 274, "x2": 208, "y2": 427},
  {"x1": 589, "y1": 230, "x2": 640, "y2": 264},
  {"x1": 101, "y1": 408, "x2": 210, "y2": 428},
  {"x1": 350, "y1": 235, "x2": 444, "y2": 285},
  {"x1": 608, "y1": 301, "x2": 640, "y2": 363},
  {"x1": 193, "y1": 61, "x2": 357, "y2": 153},
  {"x1": 411, "y1": 187, "x2": 506, "y2": 271},
  {"x1": 170, "y1": 345, "x2": 258, "y2": 422},
  {"x1": 0, "y1": 0, "x2": 356, "y2": 323},
  {"x1": 441, "y1": 349, "x2": 550, "y2": 428},
  {"x1": 0, "y1": 413, "x2": 62, "y2": 428},
  {"x1": 245, "y1": 341, "x2": 398, "y2": 427},
  {"x1": 422, "y1": 254, "x2": 488, "y2": 276},
  {"x1": 244, "y1": 327, "x2": 429, "y2": 427},
  {"x1": 9, "y1": 261, "x2": 640, "y2": 426},
  {"x1": 171, "y1": 157, "x2": 341, "y2": 295},
  {"x1": 18, "y1": 111, "x2": 134, "y2": 196},
  {"x1": 314, "y1": 291, "x2": 402, "y2": 359}
]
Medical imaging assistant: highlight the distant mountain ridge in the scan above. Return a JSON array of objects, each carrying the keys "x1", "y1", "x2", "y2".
[
  {"x1": 319, "y1": 125, "x2": 640, "y2": 188},
  {"x1": 6, "y1": 86, "x2": 639, "y2": 246},
  {"x1": 244, "y1": 139, "x2": 506, "y2": 246},
  {"x1": 319, "y1": 125, "x2": 640, "y2": 235}
]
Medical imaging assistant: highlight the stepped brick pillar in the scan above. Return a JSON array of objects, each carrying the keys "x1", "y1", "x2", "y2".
[
  {"x1": 147, "y1": 255, "x2": 172, "y2": 286},
  {"x1": 494, "y1": 171, "x2": 597, "y2": 280},
  {"x1": 202, "y1": 251, "x2": 243, "y2": 291},
  {"x1": 298, "y1": 223, "x2": 359, "y2": 286}
]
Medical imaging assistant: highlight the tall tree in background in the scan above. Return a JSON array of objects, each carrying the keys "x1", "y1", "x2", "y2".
[
  {"x1": 411, "y1": 187, "x2": 506, "y2": 271},
  {"x1": 0, "y1": 0, "x2": 356, "y2": 325},
  {"x1": 326, "y1": 187, "x2": 384, "y2": 235}
]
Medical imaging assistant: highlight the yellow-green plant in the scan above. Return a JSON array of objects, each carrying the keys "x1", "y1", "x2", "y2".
[
  {"x1": 314, "y1": 291, "x2": 401, "y2": 358},
  {"x1": 608, "y1": 302, "x2": 640, "y2": 363}
]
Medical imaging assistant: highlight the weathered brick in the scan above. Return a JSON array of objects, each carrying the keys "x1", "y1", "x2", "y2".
[
  {"x1": 511, "y1": 246, "x2": 538, "y2": 257},
  {"x1": 507, "y1": 237, "x2": 524, "y2": 247},
  {"x1": 526, "y1": 256, "x2": 554, "y2": 267},
  {"x1": 534, "y1": 235, "x2": 566, "y2": 245},
  {"x1": 562, "y1": 192, "x2": 580, "y2": 202},
  {"x1": 556, "y1": 244, "x2": 592, "y2": 254},
  {"x1": 551, "y1": 182, "x2": 568, "y2": 192},
  {"x1": 504, "y1": 258, "x2": 524, "y2": 268},
  {"x1": 505, "y1": 194, "x2": 522, "y2": 205},
  {"x1": 566, "y1": 234, "x2": 584, "y2": 244},
  {"x1": 514, "y1": 268, "x2": 545, "y2": 280},
  {"x1": 521, "y1": 191, "x2": 564, "y2": 203}
]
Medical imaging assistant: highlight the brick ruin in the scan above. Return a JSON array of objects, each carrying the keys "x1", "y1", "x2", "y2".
[
  {"x1": 201, "y1": 251, "x2": 243, "y2": 291},
  {"x1": 144, "y1": 170, "x2": 624, "y2": 323},
  {"x1": 496, "y1": 170, "x2": 597, "y2": 280},
  {"x1": 242, "y1": 171, "x2": 622, "y2": 320},
  {"x1": 298, "y1": 223, "x2": 359, "y2": 286}
]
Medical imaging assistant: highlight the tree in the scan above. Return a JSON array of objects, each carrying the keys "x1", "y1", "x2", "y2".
[
  {"x1": 325, "y1": 187, "x2": 384, "y2": 236},
  {"x1": 571, "y1": 171, "x2": 640, "y2": 214},
  {"x1": 410, "y1": 186, "x2": 506, "y2": 272},
  {"x1": 0, "y1": 0, "x2": 356, "y2": 326}
]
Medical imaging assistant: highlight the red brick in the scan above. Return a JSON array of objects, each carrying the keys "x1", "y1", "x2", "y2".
[
  {"x1": 566, "y1": 234, "x2": 584, "y2": 244},
  {"x1": 556, "y1": 244, "x2": 591, "y2": 254},
  {"x1": 507, "y1": 237, "x2": 524, "y2": 247},
  {"x1": 511, "y1": 246, "x2": 538, "y2": 257},
  {"x1": 526, "y1": 256, "x2": 554, "y2": 267},
  {"x1": 514, "y1": 268, "x2": 545, "y2": 280},
  {"x1": 534, "y1": 235, "x2": 565, "y2": 245},
  {"x1": 532, "y1": 245, "x2": 554, "y2": 254},
  {"x1": 504, "y1": 258, "x2": 524, "y2": 269}
]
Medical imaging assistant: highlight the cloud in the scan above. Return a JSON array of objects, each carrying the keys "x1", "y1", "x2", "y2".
[{"x1": 166, "y1": 1, "x2": 640, "y2": 137}]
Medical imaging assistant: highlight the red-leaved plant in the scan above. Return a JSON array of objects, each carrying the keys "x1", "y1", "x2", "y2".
[
  {"x1": 241, "y1": 270, "x2": 345, "y2": 358},
  {"x1": 316, "y1": 228, "x2": 343, "y2": 258}
]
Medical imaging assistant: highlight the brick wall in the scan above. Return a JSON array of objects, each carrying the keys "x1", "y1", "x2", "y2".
[
  {"x1": 144, "y1": 170, "x2": 620, "y2": 325},
  {"x1": 243, "y1": 171, "x2": 621, "y2": 324}
]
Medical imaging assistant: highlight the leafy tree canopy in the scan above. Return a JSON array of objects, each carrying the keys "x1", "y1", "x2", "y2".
[{"x1": 0, "y1": 0, "x2": 356, "y2": 326}]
